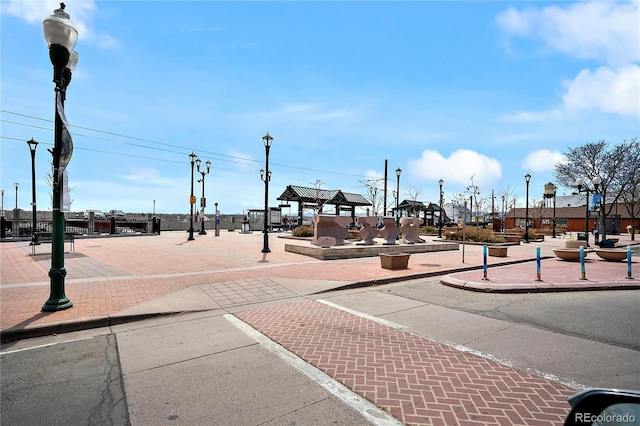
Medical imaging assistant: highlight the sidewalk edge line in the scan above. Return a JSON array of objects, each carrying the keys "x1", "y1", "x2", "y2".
[{"x1": 224, "y1": 313, "x2": 402, "y2": 426}]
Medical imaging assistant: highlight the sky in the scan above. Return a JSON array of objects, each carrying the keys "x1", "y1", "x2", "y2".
[{"x1": 1, "y1": 0, "x2": 639, "y2": 216}]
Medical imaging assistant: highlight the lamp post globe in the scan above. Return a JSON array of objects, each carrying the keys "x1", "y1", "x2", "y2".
[
  {"x1": 42, "y1": 2, "x2": 78, "y2": 312},
  {"x1": 261, "y1": 132, "x2": 273, "y2": 254}
]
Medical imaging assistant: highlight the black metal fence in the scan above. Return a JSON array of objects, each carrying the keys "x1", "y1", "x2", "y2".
[{"x1": 0, "y1": 217, "x2": 160, "y2": 239}]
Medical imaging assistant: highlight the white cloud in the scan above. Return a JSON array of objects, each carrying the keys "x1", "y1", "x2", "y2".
[
  {"x1": 3, "y1": 0, "x2": 119, "y2": 49},
  {"x1": 408, "y1": 149, "x2": 502, "y2": 188},
  {"x1": 563, "y1": 65, "x2": 640, "y2": 117},
  {"x1": 522, "y1": 150, "x2": 566, "y2": 173},
  {"x1": 497, "y1": 1, "x2": 640, "y2": 66}
]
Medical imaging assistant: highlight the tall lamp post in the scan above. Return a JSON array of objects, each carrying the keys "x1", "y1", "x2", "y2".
[
  {"x1": 524, "y1": 173, "x2": 531, "y2": 243},
  {"x1": 1, "y1": 189, "x2": 4, "y2": 216},
  {"x1": 576, "y1": 177, "x2": 601, "y2": 248},
  {"x1": 42, "y1": 3, "x2": 78, "y2": 311},
  {"x1": 438, "y1": 179, "x2": 444, "y2": 238},
  {"x1": 196, "y1": 158, "x2": 211, "y2": 235},
  {"x1": 27, "y1": 139, "x2": 40, "y2": 246},
  {"x1": 395, "y1": 167, "x2": 402, "y2": 225},
  {"x1": 14, "y1": 183, "x2": 19, "y2": 211},
  {"x1": 187, "y1": 152, "x2": 197, "y2": 241},
  {"x1": 260, "y1": 132, "x2": 273, "y2": 254}
]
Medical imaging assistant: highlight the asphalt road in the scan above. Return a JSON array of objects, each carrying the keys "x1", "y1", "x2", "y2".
[
  {"x1": 386, "y1": 277, "x2": 640, "y2": 351},
  {"x1": 1, "y1": 334, "x2": 129, "y2": 426}
]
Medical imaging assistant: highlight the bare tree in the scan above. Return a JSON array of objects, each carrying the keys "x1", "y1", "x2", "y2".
[
  {"x1": 359, "y1": 178, "x2": 384, "y2": 216},
  {"x1": 405, "y1": 186, "x2": 423, "y2": 218},
  {"x1": 311, "y1": 179, "x2": 327, "y2": 216},
  {"x1": 620, "y1": 139, "x2": 640, "y2": 239},
  {"x1": 554, "y1": 139, "x2": 638, "y2": 240}
]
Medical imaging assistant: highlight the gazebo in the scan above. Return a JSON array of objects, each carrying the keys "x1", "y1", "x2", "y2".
[{"x1": 277, "y1": 185, "x2": 371, "y2": 226}]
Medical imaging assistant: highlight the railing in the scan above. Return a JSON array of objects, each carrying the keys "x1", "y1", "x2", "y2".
[{"x1": 0, "y1": 217, "x2": 160, "y2": 239}]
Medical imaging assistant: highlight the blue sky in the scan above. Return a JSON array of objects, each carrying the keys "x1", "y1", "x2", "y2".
[{"x1": 1, "y1": 0, "x2": 638, "y2": 216}]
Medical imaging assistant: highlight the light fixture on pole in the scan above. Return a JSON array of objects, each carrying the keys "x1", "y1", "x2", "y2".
[
  {"x1": 576, "y1": 177, "x2": 601, "y2": 248},
  {"x1": 196, "y1": 158, "x2": 211, "y2": 235},
  {"x1": 27, "y1": 139, "x2": 40, "y2": 246},
  {"x1": 438, "y1": 179, "x2": 444, "y2": 238},
  {"x1": 42, "y1": 2, "x2": 78, "y2": 311},
  {"x1": 261, "y1": 132, "x2": 273, "y2": 254},
  {"x1": 524, "y1": 173, "x2": 531, "y2": 243},
  {"x1": 1, "y1": 189, "x2": 4, "y2": 217},
  {"x1": 395, "y1": 167, "x2": 402, "y2": 226},
  {"x1": 187, "y1": 152, "x2": 197, "y2": 241},
  {"x1": 501, "y1": 195, "x2": 506, "y2": 232}
]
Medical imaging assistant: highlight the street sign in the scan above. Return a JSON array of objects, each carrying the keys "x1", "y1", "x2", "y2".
[{"x1": 190, "y1": 195, "x2": 196, "y2": 204}]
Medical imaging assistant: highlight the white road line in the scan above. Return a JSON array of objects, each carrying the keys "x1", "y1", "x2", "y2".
[
  {"x1": 225, "y1": 314, "x2": 403, "y2": 426},
  {"x1": 0, "y1": 336, "x2": 96, "y2": 355}
]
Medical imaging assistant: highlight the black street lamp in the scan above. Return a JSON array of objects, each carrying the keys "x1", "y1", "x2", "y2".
[
  {"x1": 524, "y1": 173, "x2": 531, "y2": 243},
  {"x1": 196, "y1": 158, "x2": 211, "y2": 235},
  {"x1": 260, "y1": 132, "x2": 273, "y2": 254},
  {"x1": 42, "y1": 3, "x2": 78, "y2": 311},
  {"x1": 1, "y1": 189, "x2": 4, "y2": 216},
  {"x1": 395, "y1": 167, "x2": 401, "y2": 225},
  {"x1": 438, "y1": 179, "x2": 444, "y2": 238},
  {"x1": 187, "y1": 152, "x2": 197, "y2": 241},
  {"x1": 576, "y1": 177, "x2": 601, "y2": 248},
  {"x1": 27, "y1": 139, "x2": 40, "y2": 246}
]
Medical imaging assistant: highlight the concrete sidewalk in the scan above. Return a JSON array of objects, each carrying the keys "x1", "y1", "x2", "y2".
[{"x1": 1, "y1": 231, "x2": 639, "y2": 425}]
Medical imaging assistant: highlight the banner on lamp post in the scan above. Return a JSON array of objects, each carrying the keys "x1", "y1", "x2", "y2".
[
  {"x1": 56, "y1": 92, "x2": 74, "y2": 175},
  {"x1": 61, "y1": 170, "x2": 71, "y2": 213}
]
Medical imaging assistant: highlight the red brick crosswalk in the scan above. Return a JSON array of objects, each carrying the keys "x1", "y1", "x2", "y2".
[{"x1": 236, "y1": 300, "x2": 575, "y2": 426}]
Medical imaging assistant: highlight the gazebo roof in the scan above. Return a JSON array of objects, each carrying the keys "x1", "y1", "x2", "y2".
[{"x1": 277, "y1": 185, "x2": 370, "y2": 207}]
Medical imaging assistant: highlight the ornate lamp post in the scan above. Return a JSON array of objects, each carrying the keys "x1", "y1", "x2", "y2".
[
  {"x1": 260, "y1": 132, "x2": 273, "y2": 254},
  {"x1": 187, "y1": 152, "x2": 197, "y2": 241},
  {"x1": 576, "y1": 177, "x2": 601, "y2": 247},
  {"x1": 196, "y1": 158, "x2": 211, "y2": 235},
  {"x1": 395, "y1": 167, "x2": 401, "y2": 225},
  {"x1": 27, "y1": 139, "x2": 40, "y2": 246},
  {"x1": 1, "y1": 189, "x2": 4, "y2": 216},
  {"x1": 42, "y1": 3, "x2": 78, "y2": 311},
  {"x1": 524, "y1": 173, "x2": 531, "y2": 243},
  {"x1": 438, "y1": 179, "x2": 444, "y2": 238}
]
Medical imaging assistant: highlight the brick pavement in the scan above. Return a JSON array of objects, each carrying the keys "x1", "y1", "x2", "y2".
[
  {"x1": 236, "y1": 300, "x2": 575, "y2": 426},
  {"x1": 1, "y1": 232, "x2": 638, "y2": 333}
]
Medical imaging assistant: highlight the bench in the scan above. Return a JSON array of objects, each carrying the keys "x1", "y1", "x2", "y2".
[{"x1": 36, "y1": 232, "x2": 75, "y2": 252}]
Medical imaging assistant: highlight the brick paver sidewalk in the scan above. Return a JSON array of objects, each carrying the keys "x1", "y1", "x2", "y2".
[{"x1": 236, "y1": 300, "x2": 575, "y2": 426}]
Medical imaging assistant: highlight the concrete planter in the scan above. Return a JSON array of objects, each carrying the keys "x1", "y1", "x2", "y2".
[
  {"x1": 379, "y1": 253, "x2": 410, "y2": 270},
  {"x1": 488, "y1": 246, "x2": 508, "y2": 257},
  {"x1": 595, "y1": 249, "x2": 627, "y2": 262},
  {"x1": 553, "y1": 248, "x2": 589, "y2": 261}
]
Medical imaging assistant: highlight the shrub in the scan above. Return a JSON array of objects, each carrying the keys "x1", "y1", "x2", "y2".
[
  {"x1": 419, "y1": 225, "x2": 437, "y2": 235},
  {"x1": 292, "y1": 225, "x2": 314, "y2": 237},
  {"x1": 443, "y1": 226, "x2": 504, "y2": 243}
]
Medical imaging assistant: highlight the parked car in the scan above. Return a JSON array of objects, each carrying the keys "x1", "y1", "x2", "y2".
[
  {"x1": 564, "y1": 388, "x2": 640, "y2": 425},
  {"x1": 83, "y1": 210, "x2": 107, "y2": 220},
  {"x1": 107, "y1": 210, "x2": 127, "y2": 221}
]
